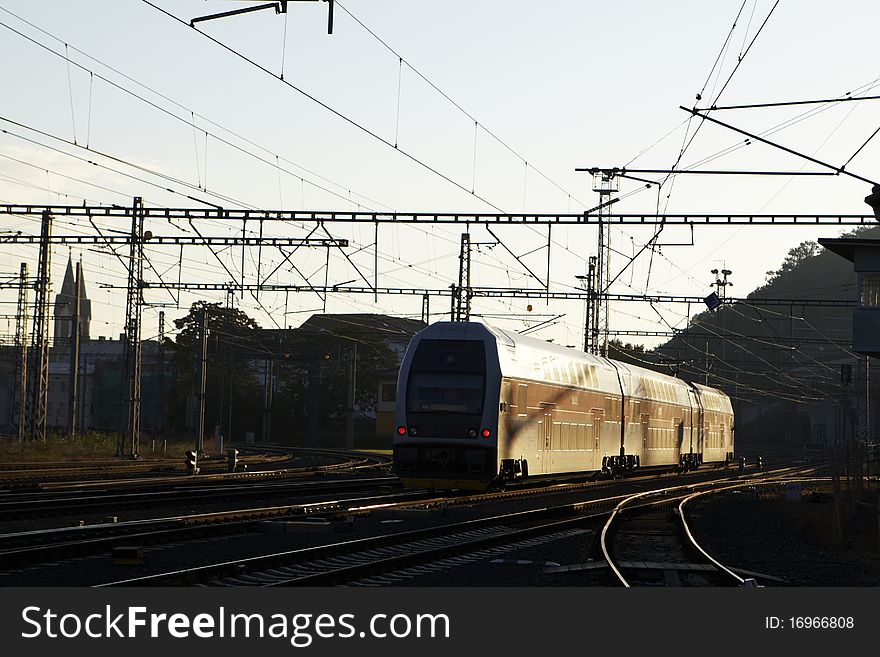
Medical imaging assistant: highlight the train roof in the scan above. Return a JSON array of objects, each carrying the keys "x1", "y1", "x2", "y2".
[{"x1": 412, "y1": 321, "x2": 730, "y2": 405}]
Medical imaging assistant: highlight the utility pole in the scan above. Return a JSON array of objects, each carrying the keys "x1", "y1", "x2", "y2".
[
  {"x1": 262, "y1": 358, "x2": 273, "y2": 445},
  {"x1": 345, "y1": 344, "x2": 357, "y2": 449},
  {"x1": 592, "y1": 171, "x2": 618, "y2": 357},
  {"x1": 158, "y1": 310, "x2": 165, "y2": 437},
  {"x1": 196, "y1": 308, "x2": 208, "y2": 455},
  {"x1": 67, "y1": 262, "x2": 81, "y2": 438},
  {"x1": 28, "y1": 211, "x2": 52, "y2": 443},
  {"x1": 14, "y1": 262, "x2": 28, "y2": 443},
  {"x1": 119, "y1": 197, "x2": 145, "y2": 458}
]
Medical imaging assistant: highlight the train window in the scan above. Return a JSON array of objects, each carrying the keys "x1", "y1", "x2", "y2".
[
  {"x1": 407, "y1": 372, "x2": 484, "y2": 415},
  {"x1": 561, "y1": 423, "x2": 570, "y2": 450},
  {"x1": 518, "y1": 384, "x2": 528, "y2": 416}
]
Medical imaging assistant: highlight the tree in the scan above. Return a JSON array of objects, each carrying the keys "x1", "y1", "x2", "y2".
[
  {"x1": 166, "y1": 302, "x2": 263, "y2": 444},
  {"x1": 764, "y1": 240, "x2": 821, "y2": 284},
  {"x1": 271, "y1": 328, "x2": 398, "y2": 444}
]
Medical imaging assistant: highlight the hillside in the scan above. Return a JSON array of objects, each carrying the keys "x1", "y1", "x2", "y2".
[{"x1": 624, "y1": 225, "x2": 880, "y2": 447}]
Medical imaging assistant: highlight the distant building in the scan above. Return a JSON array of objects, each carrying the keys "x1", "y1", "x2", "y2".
[
  {"x1": 0, "y1": 262, "x2": 170, "y2": 436},
  {"x1": 53, "y1": 256, "x2": 91, "y2": 343}
]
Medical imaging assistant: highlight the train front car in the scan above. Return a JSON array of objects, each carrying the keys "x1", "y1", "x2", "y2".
[{"x1": 393, "y1": 322, "x2": 501, "y2": 490}]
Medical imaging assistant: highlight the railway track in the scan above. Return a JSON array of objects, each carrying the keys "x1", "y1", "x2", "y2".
[
  {"x1": 600, "y1": 470, "x2": 830, "y2": 587},
  {"x1": 0, "y1": 485, "x2": 429, "y2": 569},
  {"x1": 94, "y1": 463, "x2": 819, "y2": 587},
  {"x1": 0, "y1": 446, "x2": 389, "y2": 489}
]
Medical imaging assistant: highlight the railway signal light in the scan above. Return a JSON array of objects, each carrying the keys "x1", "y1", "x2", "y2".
[
  {"x1": 865, "y1": 185, "x2": 880, "y2": 220},
  {"x1": 185, "y1": 450, "x2": 199, "y2": 475},
  {"x1": 227, "y1": 448, "x2": 239, "y2": 473}
]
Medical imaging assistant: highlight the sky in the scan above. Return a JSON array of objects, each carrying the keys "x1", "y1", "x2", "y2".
[{"x1": 0, "y1": 0, "x2": 878, "y2": 348}]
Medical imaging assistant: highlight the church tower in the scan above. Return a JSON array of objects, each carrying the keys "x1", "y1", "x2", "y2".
[{"x1": 53, "y1": 256, "x2": 91, "y2": 343}]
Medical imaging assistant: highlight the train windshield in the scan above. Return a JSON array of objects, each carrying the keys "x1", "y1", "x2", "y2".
[
  {"x1": 407, "y1": 372, "x2": 484, "y2": 415},
  {"x1": 405, "y1": 339, "x2": 487, "y2": 420}
]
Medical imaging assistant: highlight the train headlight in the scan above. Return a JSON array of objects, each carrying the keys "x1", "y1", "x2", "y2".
[
  {"x1": 468, "y1": 428, "x2": 477, "y2": 438},
  {"x1": 481, "y1": 428, "x2": 491, "y2": 438},
  {"x1": 409, "y1": 426, "x2": 419, "y2": 436},
  {"x1": 396, "y1": 426, "x2": 406, "y2": 436}
]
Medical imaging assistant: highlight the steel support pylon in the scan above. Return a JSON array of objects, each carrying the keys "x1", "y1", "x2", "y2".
[
  {"x1": 453, "y1": 233, "x2": 472, "y2": 321},
  {"x1": 118, "y1": 197, "x2": 144, "y2": 458},
  {"x1": 27, "y1": 212, "x2": 52, "y2": 442}
]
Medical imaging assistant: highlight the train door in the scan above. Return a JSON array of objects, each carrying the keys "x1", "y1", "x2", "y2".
[
  {"x1": 540, "y1": 402, "x2": 555, "y2": 474},
  {"x1": 592, "y1": 409, "x2": 603, "y2": 470},
  {"x1": 686, "y1": 387, "x2": 699, "y2": 455}
]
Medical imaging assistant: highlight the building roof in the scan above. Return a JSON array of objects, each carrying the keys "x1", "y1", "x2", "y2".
[
  {"x1": 818, "y1": 237, "x2": 880, "y2": 263},
  {"x1": 299, "y1": 314, "x2": 426, "y2": 340}
]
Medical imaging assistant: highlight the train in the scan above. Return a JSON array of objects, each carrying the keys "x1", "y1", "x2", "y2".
[{"x1": 392, "y1": 321, "x2": 735, "y2": 490}]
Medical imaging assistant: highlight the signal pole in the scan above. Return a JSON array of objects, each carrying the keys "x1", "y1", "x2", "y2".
[
  {"x1": 710, "y1": 267, "x2": 733, "y2": 387},
  {"x1": 577, "y1": 256, "x2": 599, "y2": 354}
]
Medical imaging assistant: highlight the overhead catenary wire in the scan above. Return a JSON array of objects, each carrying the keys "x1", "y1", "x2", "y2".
[
  {"x1": 140, "y1": 0, "x2": 508, "y2": 214},
  {"x1": 0, "y1": 9, "x2": 395, "y2": 212}
]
